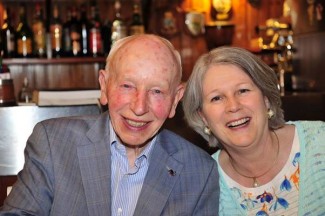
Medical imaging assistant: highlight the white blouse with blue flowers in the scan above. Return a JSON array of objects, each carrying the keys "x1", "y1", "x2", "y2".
[{"x1": 218, "y1": 128, "x2": 300, "y2": 215}]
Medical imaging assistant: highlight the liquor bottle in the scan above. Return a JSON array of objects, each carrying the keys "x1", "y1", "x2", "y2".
[
  {"x1": 0, "y1": 52, "x2": 11, "y2": 79},
  {"x1": 1, "y1": 8, "x2": 16, "y2": 58},
  {"x1": 89, "y1": 1, "x2": 103, "y2": 57},
  {"x1": 80, "y1": 4, "x2": 90, "y2": 56},
  {"x1": 16, "y1": 4, "x2": 34, "y2": 58},
  {"x1": 63, "y1": 7, "x2": 72, "y2": 56},
  {"x1": 32, "y1": 3, "x2": 46, "y2": 58},
  {"x1": 70, "y1": 6, "x2": 82, "y2": 57},
  {"x1": 111, "y1": 0, "x2": 127, "y2": 46},
  {"x1": 129, "y1": 3, "x2": 145, "y2": 35},
  {"x1": 50, "y1": 4, "x2": 63, "y2": 58},
  {"x1": 101, "y1": 18, "x2": 112, "y2": 55},
  {"x1": 0, "y1": 52, "x2": 16, "y2": 106}
]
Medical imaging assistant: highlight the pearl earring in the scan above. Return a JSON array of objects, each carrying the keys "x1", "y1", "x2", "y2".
[
  {"x1": 267, "y1": 109, "x2": 274, "y2": 119},
  {"x1": 204, "y1": 126, "x2": 211, "y2": 135}
]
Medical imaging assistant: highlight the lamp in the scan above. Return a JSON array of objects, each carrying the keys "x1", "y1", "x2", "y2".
[{"x1": 211, "y1": 0, "x2": 232, "y2": 20}]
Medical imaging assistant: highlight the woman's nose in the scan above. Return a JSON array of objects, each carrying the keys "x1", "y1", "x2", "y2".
[{"x1": 226, "y1": 97, "x2": 241, "y2": 112}]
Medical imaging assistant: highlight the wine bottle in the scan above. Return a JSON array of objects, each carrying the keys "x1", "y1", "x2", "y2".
[
  {"x1": 89, "y1": 1, "x2": 103, "y2": 57},
  {"x1": 32, "y1": 3, "x2": 46, "y2": 58},
  {"x1": 101, "y1": 18, "x2": 112, "y2": 55},
  {"x1": 129, "y1": 3, "x2": 145, "y2": 35},
  {"x1": 16, "y1": 4, "x2": 34, "y2": 58},
  {"x1": 70, "y1": 6, "x2": 82, "y2": 57},
  {"x1": 1, "y1": 8, "x2": 16, "y2": 58},
  {"x1": 63, "y1": 7, "x2": 72, "y2": 57},
  {"x1": 80, "y1": 3, "x2": 90, "y2": 56},
  {"x1": 50, "y1": 4, "x2": 63, "y2": 58},
  {"x1": 111, "y1": 0, "x2": 127, "y2": 46}
]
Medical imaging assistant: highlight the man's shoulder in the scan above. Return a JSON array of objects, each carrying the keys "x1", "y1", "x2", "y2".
[
  {"x1": 39, "y1": 114, "x2": 102, "y2": 128},
  {"x1": 34, "y1": 113, "x2": 107, "y2": 137},
  {"x1": 158, "y1": 129, "x2": 213, "y2": 161}
]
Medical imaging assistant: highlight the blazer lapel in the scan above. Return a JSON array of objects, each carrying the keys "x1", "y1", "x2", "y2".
[
  {"x1": 133, "y1": 133, "x2": 184, "y2": 215},
  {"x1": 77, "y1": 113, "x2": 112, "y2": 215}
]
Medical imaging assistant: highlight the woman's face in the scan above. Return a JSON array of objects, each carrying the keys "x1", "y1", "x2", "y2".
[{"x1": 199, "y1": 64, "x2": 270, "y2": 149}]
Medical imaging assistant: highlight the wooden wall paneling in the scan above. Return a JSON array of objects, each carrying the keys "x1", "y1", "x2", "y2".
[
  {"x1": 294, "y1": 32, "x2": 325, "y2": 91},
  {"x1": 231, "y1": 0, "x2": 250, "y2": 47},
  {"x1": 9, "y1": 63, "x2": 102, "y2": 99}
]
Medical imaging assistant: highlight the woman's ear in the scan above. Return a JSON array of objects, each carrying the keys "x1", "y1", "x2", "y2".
[
  {"x1": 264, "y1": 96, "x2": 271, "y2": 109},
  {"x1": 98, "y1": 69, "x2": 108, "y2": 105},
  {"x1": 198, "y1": 109, "x2": 208, "y2": 126}
]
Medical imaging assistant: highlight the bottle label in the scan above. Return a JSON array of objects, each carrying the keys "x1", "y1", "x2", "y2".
[
  {"x1": 0, "y1": 73, "x2": 11, "y2": 79},
  {"x1": 130, "y1": 25, "x2": 144, "y2": 35},
  {"x1": 63, "y1": 28, "x2": 71, "y2": 52},
  {"x1": 89, "y1": 28, "x2": 103, "y2": 54},
  {"x1": 33, "y1": 22, "x2": 46, "y2": 55},
  {"x1": 50, "y1": 24, "x2": 62, "y2": 51},
  {"x1": 70, "y1": 31, "x2": 81, "y2": 55},
  {"x1": 111, "y1": 26, "x2": 127, "y2": 44},
  {"x1": 6, "y1": 33, "x2": 15, "y2": 52},
  {"x1": 17, "y1": 38, "x2": 33, "y2": 56}
]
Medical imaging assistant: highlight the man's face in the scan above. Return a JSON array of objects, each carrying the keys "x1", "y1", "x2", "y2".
[{"x1": 99, "y1": 38, "x2": 184, "y2": 147}]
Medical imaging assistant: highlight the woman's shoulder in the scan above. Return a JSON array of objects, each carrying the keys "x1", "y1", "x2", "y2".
[{"x1": 287, "y1": 120, "x2": 325, "y2": 137}]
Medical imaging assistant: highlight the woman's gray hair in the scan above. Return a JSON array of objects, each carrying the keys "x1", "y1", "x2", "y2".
[
  {"x1": 104, "y1": 34, "x2": 182, "y2": 84},
  {"x1": 182, "y1": 46, "x2": 285, "y2": 148}
]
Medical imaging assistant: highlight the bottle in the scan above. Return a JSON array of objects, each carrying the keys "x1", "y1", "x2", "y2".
[
  {"x1": 32, "y1": 3, "x2": 46, "y2": 58},
  {"x1": 0, "y1": 52, "x2": 16, "y2": 106},
  {"x1": 80, "y1": 4, "x2": 90, "y2": 56},
  {"x1": 63, "y1": 7, "x2": 72, "y2": 56},
  {"x1": 50, "y1": 4, "x2": 63, "y2": 58},
  {"x1": 129, "y1": 3, "x2": 145, "y2": 35},
  {"x1": 18, "y1": 77, "x2": 33, "y2": 103},
  {"x1": 111, "y1": 0, "x2": 127, "y2": 46},
  {"x1": 101, "y1": 18, "x2": 112, "y2": 55},
  {"x1": 70, "y1": 6, "x2": 82, "y2": 57},
  {"x1": 89, "y1": 1, "x2": 103, "y2": 57},
  {"x1": 1, "y1": 8, "x2": 16, "y2": 58},
  {"x1": 16, "y1": 4, "x2": 34, "y2": 58},
  {"x1": 0, "y1": 52, "x2": 10, "y2": 79}
]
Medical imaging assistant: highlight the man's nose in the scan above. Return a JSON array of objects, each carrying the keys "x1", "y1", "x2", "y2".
[{"x1": 131, "y1": 91, "x2": 149, "y2": 116}]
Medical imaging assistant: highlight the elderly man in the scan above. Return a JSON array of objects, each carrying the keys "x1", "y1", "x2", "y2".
[{"x1": 0, "y1": 34, "x2": 219, "y2": 216}]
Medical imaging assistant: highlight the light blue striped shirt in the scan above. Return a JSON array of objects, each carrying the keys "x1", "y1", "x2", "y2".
[{"x1": 110, "y1": 122, "x2": 156, "y2": 216}]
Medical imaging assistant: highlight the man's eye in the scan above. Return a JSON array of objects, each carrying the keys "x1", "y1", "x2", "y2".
[
  {"x1": 152, "y1": 89, "x2": 162, "y2": 94},
  {"x1": 122, "y1": 84, "x2": 132, "y2": 89}
]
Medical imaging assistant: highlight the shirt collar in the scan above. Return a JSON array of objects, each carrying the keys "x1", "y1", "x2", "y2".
[{"x1": 109, "y1": 121, "x2": 157, "y2": 163}]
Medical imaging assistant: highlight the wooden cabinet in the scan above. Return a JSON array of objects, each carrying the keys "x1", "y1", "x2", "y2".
[
  {"x1": 0, "y1": 0, "x2": 288, "y2": 99},
  {"x1": 4, "y1": 57, "x2": 105, "y2": 98}
]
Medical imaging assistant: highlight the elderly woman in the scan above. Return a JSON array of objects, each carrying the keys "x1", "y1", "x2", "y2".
[{"x1": 183, "y1": 47, "x2": 325, "y2": 215}]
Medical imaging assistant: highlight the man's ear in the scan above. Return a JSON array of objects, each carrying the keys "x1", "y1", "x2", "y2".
[
  {"x1": 98, "y1": 69, "x2": 108, "y2": 105},
  {"x1": 168, "y1": 83, "x2": 185, "y2": 118}
]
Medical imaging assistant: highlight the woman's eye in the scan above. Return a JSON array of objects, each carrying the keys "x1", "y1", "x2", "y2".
[
  {"x1": 211, "y1": 96, "x2": 221, "y2": 102},
  {"x1": 239, "y1": 89, "x2": 250, "y2": 94}
]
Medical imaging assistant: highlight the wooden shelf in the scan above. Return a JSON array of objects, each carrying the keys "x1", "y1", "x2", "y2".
[{"x1": 3, "y1": 57, "x2": 106, "y2": 65}]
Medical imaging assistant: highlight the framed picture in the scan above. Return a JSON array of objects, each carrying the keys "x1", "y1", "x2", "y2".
[{"x1": 287, "y1": 0, "x2": 325, "y2": 34}]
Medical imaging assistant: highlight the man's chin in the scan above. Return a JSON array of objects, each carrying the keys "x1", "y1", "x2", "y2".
[{"x1": 119, "y1": 137, "x2": 152, "y2": 149}]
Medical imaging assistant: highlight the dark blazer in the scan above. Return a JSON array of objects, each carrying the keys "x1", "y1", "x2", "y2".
[{"x1": 0, "y1": 112, "x2": 219, "y2": 215}]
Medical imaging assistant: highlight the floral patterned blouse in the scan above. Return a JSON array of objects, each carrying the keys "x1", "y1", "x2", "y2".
[{"x1": 219, "y1": 129, "x2": 300, "y2": 215}]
